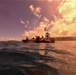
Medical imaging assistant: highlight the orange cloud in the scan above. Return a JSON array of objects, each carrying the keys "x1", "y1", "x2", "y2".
[
  {"x1": 29, "y1": 5, "x2": 41, "y2": 18},
  {"x1": 20, "y1": 18, "x2": 29, "y2": 28},
  {"x1": 23, "y1": 0, "x2": 76, "y2": 38}
]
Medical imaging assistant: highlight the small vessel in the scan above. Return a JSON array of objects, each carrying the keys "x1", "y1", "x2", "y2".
[
  {"x1": 22, "y1": 39, "x2": 34, "y2": 43},
  {"x1": 22, "y1": 38, "x2": 55, "y2": 43},
  {"x1": 22, "y1": 32, "x2": 55, "y2": 43},
  {"x1": 35, "y1": 38, "x2": 55, "y2": 43}
]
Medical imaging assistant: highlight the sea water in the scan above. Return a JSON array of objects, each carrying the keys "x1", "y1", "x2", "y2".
[{"x1": 0, "y1": 41, "x2": 76, "y2": 75}]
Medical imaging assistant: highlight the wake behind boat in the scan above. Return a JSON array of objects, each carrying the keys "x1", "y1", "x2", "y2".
[{"x1": 22, "y1": 32, "x2": 55, "y2": 43}]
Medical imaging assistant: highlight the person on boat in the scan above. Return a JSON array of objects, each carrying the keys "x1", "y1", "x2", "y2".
[
  {"x1": 45, "y1": 32, "x2": 50, "y2": 39},
  {"x1": 41, "y1": 35, "x2": 44, "y2": 40},
  {"x1": 26, "y1": 36, "x2": 29, "y2": 41},
  {"x1": 35, "y1": 36, "x2": 40, "y2": 41}
]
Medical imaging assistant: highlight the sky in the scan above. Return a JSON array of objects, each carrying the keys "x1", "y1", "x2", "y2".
[{"x1": 0, "y1": 0, "x2": 76, "y2": 41}]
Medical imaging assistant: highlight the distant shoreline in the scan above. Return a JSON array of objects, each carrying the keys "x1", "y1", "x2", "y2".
[{"x1": 55, "y1": 37, "x2": 76, "y2": 41}]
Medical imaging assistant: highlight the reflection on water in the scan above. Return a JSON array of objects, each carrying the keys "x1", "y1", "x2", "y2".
[{"x1": 0, "y1": 41, "x2": 76, "y2": 75}]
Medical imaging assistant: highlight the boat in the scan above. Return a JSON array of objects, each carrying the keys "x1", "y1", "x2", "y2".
[
  {"x1": 22, "y1": 39, "x2": 34, "y2": 43},
  {"x1": 22, "y1": 32, "x2": 55, "y2": 43},
  {"x1": 35, "y1": 38, "x2": 55, "y2": 43},
  {"x1": 22, "y1": 38, "x2": 55, "y2": 43}
]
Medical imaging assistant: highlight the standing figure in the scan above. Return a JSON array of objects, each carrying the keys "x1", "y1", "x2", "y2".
[{"x1": 45, "y1": 32, "x2": 50, "y2": 39}]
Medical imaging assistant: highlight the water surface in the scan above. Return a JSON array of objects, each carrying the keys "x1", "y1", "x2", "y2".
[{"x1": 0, "y1": 41, "x2": 76, "y2": 75}]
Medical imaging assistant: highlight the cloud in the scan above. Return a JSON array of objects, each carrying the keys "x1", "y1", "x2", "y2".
[
  {"x1": 50, "y1": 0, "x2": 76, "y2": 36},
  {"x1": 29, "y1": 5, "x2": 34, "y2": 12},
  {"x1": 47, "y1": 0, "x2": 52, "y2": 2},
  {"x1": 23, "y1": 0, "x2": 76, "y2": 37},
  {"x1": 20, "y1": 18, "x2": 25, "y2": 24},
  {"x1": 20, "y1": 18, "x2": 29, "y2": 28},
  {"x1": 59, "y1": 0, "x2": 76, "y2": 22},
  {"x1": 29, "y1": 5, "x2": 41, "y2": 18},
  {"x1": 22, "y1": 21, "x2": 46, "y2": 38}
]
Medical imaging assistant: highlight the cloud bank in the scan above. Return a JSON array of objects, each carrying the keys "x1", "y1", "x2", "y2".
[{"x1": 22, "y1": 0, "x2": 76, "y2": 38}]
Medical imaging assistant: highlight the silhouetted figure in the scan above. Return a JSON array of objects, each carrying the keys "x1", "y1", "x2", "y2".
[
  {"x1": 26, "y1": 36, "x2": 29, "y2": 40},
  {"x1": 41, "y1": 35, "x2": 44, "y2": 39},
  {"x1": 45, "y1": 32, "x2": 50, "y2": 39},
  {"x1": 35, "y1": 36, "x2": 40, "y2": 41},
  {"x1": 32, "y1": 37, "x2": 34, "y2": 40}
]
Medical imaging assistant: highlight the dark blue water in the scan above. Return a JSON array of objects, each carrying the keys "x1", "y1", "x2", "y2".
[{"x1": 0, "y1": 41, "x2": 76, "y2": 75}]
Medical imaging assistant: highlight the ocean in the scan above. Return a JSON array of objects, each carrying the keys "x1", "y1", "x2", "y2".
[{"x1": 0, "y1": 41, "x2": 76, "y2": 75}]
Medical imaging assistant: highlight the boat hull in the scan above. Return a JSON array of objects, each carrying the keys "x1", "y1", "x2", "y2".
[{"x1": 22, "y1": 38, "x2": 55, "y2": 43}]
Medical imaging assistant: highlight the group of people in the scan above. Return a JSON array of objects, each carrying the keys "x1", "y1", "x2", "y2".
[{"x1": 25, "y1": 32, "x2": 51, "y2": 41}]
